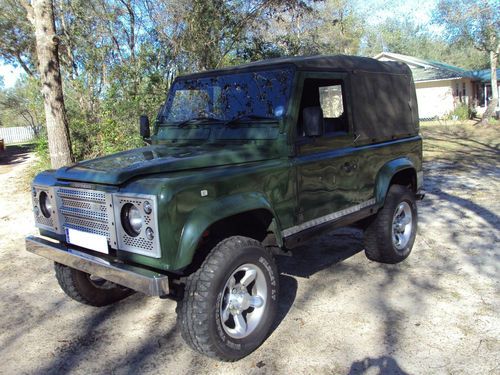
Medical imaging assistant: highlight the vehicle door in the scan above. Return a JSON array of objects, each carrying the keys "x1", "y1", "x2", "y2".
[{"x1": 293, "y1": 72, "x2": 363, "y2": 226}]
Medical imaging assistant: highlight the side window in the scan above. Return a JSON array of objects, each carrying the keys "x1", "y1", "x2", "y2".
[{"x1": 298, "y1": 78, "x2": 349, "y2": 136}]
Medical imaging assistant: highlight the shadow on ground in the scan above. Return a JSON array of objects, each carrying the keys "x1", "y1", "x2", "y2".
[
  {"x1": 348, "y1": 355, "x2": 409, "y2": 375},
  {"x1": 0, "y1": 144, "x2": 34, "y2": 170}
]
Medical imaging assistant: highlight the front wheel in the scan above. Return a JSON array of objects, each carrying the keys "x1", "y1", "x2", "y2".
[
  {"x1": 177, "y1": 236, "x2": 279, "y2": 361},
  {"x1": 364, "y1": 184, "x2": 418, "y2": 264},
  {"x1": 54, "y1": 263, "x2": 134, "y2": 306}
]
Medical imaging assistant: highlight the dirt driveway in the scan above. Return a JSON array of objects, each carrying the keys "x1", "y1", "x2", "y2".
[{"x1": 0, "y1": 124, "x2": 499, "y2": 375}]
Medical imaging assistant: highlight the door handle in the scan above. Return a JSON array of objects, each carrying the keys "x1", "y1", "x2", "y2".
[{"x1": 342, "y1": 161, "x2": 357, "y2": 173}]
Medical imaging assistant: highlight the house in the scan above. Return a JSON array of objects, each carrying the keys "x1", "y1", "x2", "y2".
[
  {"x1": 468, "y1": 68, "x2": 500, "y2": 113},
  {"x1": 374, "y1": 52, "x2": 499, "y2": 120}
]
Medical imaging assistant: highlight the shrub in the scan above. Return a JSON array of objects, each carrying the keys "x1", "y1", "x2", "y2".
[
  {"x1": 450, "y1": 103, "x2": 473, "y2": 120},
  {"x1": 33, "y1": 133, "x2": 50, "y2": 166}
]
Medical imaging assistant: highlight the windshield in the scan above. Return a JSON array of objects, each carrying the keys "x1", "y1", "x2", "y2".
[{"x1": 160, "y1": 68, "x2": 294, "y2": 124}]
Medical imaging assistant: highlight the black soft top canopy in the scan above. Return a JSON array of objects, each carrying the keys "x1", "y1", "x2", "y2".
[
  {"x1": 181, "y1": 55, "x2": 411, "y2": 77},
  {"x1": 180, "y1": 55, "x2": 419, "y2": 143}
]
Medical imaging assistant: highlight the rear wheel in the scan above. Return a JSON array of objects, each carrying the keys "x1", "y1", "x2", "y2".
[
  {"x1": 364, "y1": 185, "x2": 418, "y2": 264},
  {"x1": 177, "y1": 236, "x2": 279, "y2": 361},
  {"x1": 54, "y1": 263, "x2": 134, "y2": 307}
]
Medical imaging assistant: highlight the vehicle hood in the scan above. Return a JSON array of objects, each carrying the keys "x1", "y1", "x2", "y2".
[{"x1": 55, "y1": 144, "x2": 277, "y2": 185}]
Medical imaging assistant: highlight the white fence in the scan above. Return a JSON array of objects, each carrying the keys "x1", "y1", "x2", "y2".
[{"x1": 0, "y1": 126, "x2": 37, "y2": 144}]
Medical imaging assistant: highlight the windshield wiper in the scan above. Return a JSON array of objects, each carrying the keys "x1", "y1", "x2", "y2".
[
  {"x1": 223, "y1": 114, "x2": 276, "y2": 128},
  {"x1": 177, "y1": 116, "x2": 223, "y2": 128}
]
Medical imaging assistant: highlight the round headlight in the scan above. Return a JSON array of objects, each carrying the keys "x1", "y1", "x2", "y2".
[
  {"x1": 39, "y1": 191, "x2": 52, "y2": 218},
  {"x1": 121, "y1": 203, "x2": 143, "y2": 237},
  {"x1": 143, "y1": 201, "x2": 152, "y2": 214},
  {"x1": 145, "y1": 227, "x2": 154, "y2": 240}
]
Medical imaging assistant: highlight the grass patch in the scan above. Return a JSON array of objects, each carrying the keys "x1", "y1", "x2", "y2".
[{"x1": 421, "y1": 121, "x2": 500, "y2": 175}]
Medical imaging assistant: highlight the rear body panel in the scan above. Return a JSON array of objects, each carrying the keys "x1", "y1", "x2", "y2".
[{"x1": 295, "y1": 136, "x2": 422, "y2": 223}]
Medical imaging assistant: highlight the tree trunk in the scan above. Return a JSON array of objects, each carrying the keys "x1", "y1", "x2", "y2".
[
  {"x1": 480, "y1": 49, "x2": 499, "y2": 125},
  {"x1": 23, "y1": 0, "x2": 73, "y2": 168}
]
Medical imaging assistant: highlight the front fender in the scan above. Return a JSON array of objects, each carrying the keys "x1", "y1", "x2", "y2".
[
  {"x1": 374, "y1": 158, "x2": 416, "y2": 205},
  {"x1": 174, "y1": 192, "x2": 281, "y2": 270}
]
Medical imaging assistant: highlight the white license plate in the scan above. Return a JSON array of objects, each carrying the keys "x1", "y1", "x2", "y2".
[{"x1": 65, "y1": 228, "x2": 109, "y2": 254}]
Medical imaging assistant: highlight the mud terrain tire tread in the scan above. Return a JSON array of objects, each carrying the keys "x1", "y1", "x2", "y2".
[
  {"x1": 364, "y1": 184, "x2": 418, "y2": 264},
  {"x1": 177, "y1": 235, "x2": 278, "y2": 361},
  {"x1": 54, "y1": 262, "x2": 133, "y2": 307}
]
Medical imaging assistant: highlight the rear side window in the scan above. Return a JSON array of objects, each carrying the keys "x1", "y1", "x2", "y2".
[
  {"x1": 350, "y1": 72, "x2": 416, "y2": 142},
  {"x1": 298, "y1": 78, "x2": 349, "y2": 136}
]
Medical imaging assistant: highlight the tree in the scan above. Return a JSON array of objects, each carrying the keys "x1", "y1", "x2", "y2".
[
  {"x1": 239, "y1": 0, "x2": 361, "y2": 59},
  {"x1": 0, "y1": 0, "x2": 36, "y2": 76},
  {"x1": 21, "y1": 0, "x2": 73, "y2": 167},
  {"x1": 359, "y1": 18, "x2": 489, "y2": 70},
  {"x1": 0, "y1": 78, "x2": 44, "y2": 132},
  {"x1": 148, "y1": 0, "x2": 306, "y2": 71},
  {"x1": 435, "y1": 0, "x2": 499, "y2": 124}
]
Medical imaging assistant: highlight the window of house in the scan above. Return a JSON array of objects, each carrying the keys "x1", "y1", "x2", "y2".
[{"x1": 298, "y1": 78, "x2": 348, "y2": 136}]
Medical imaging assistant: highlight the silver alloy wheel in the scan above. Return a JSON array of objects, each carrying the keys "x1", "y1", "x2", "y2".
[
  {"x1": 220, "y1": 263, "x2": 267, "y2": 339},
  {"x1": 392, "y1": 201, "x2": 413, "y2": 250}
]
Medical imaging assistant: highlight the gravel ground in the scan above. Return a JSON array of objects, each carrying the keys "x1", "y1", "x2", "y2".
[{"x1": 0, "y1": 125, "x2": 499, "y2": 375}]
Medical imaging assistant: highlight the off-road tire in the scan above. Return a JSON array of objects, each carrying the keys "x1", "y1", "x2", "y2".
[
  {"x1": 364, "y1": 184, "x2": 418, "y2": 264},
  {"x1": 177, "y1": 236, "x2": 279, "y2": 361},
  {"x1": 54, "y1": 262, "x2": 134, "y2": 307}
]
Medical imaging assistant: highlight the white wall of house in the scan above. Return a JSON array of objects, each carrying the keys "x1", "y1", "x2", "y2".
[
  {"x1": 415, "y1": 80, "x2": 456, "y2": 118},
  {"x1": 415, "y1": 78, "x2": 475, "y2": 118}
]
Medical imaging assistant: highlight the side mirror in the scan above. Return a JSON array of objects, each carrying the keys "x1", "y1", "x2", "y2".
[
  {"x1": 303, "y1": 107, "x2": 324, "y2": 137},
  {"x1": 140, "y1": 115, "x2": 150, "y2": 139}
]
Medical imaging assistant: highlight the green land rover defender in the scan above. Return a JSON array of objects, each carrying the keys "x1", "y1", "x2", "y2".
[{"x1": 27, "y1": 55, "x2": 424, "y2": 361}]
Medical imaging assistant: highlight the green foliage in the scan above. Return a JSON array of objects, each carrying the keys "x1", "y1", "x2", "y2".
[
  {"x1": 34, "y1": 133, "x2": 50, "y2": 165},
  {"x1": 238, "y1": 0, "x2": 362, "y2": 60},
  {"x1": 66, "y1": 42, "x2": 170, "y2": 159},
  {"x1": 450, "y1": 103, "x2": 472, "y2": 121},
  {"x1": 0, "y1": 76, "x2": 44, "y2": 128},
  {"x1": 434, "y1": 0, "x2": 499, "y2": 53},
  {"x1": 0, "y1": 0, "x2": 36, "y2": 77},
  {"x1": 360, "y1": 18, "x2": 489, "y2": 70},
  {"x1": 434, "y1": 0, "x2": 499, "y2": 124},
  {"x1": 69, "y1": 116, "x2": 143, "y2": 161},
  {"x1": 22, "y1": 133, "x2": 51, "y2": 189}
]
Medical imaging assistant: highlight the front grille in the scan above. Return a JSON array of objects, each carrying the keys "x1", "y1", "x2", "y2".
[
  {"x1": 47, "y1": 187, "x2": 159, "y2": 256},
  {"x1": 55, "y1": 187, "x2": 116, "y2": 247}
]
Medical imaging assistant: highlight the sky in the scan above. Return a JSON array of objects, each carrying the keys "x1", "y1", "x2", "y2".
[
  {"x1": 0, "y1": 0, "x2": 440, "y2": 89},
  {"x1": 355, "y1": 0, "x2": 438, "y2": 27},
  {"x1": 0, "y1": 62, "x2": 24, "y2": 89}
]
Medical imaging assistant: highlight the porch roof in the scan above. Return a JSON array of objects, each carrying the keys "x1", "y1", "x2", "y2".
[{"x1": 468, "y1": 69, "x2": 500, "y2": 83}]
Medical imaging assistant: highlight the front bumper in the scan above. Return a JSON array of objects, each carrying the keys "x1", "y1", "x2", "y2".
[{"x1": 26, "y1": 235, "x2": 169, "y2": 296}]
